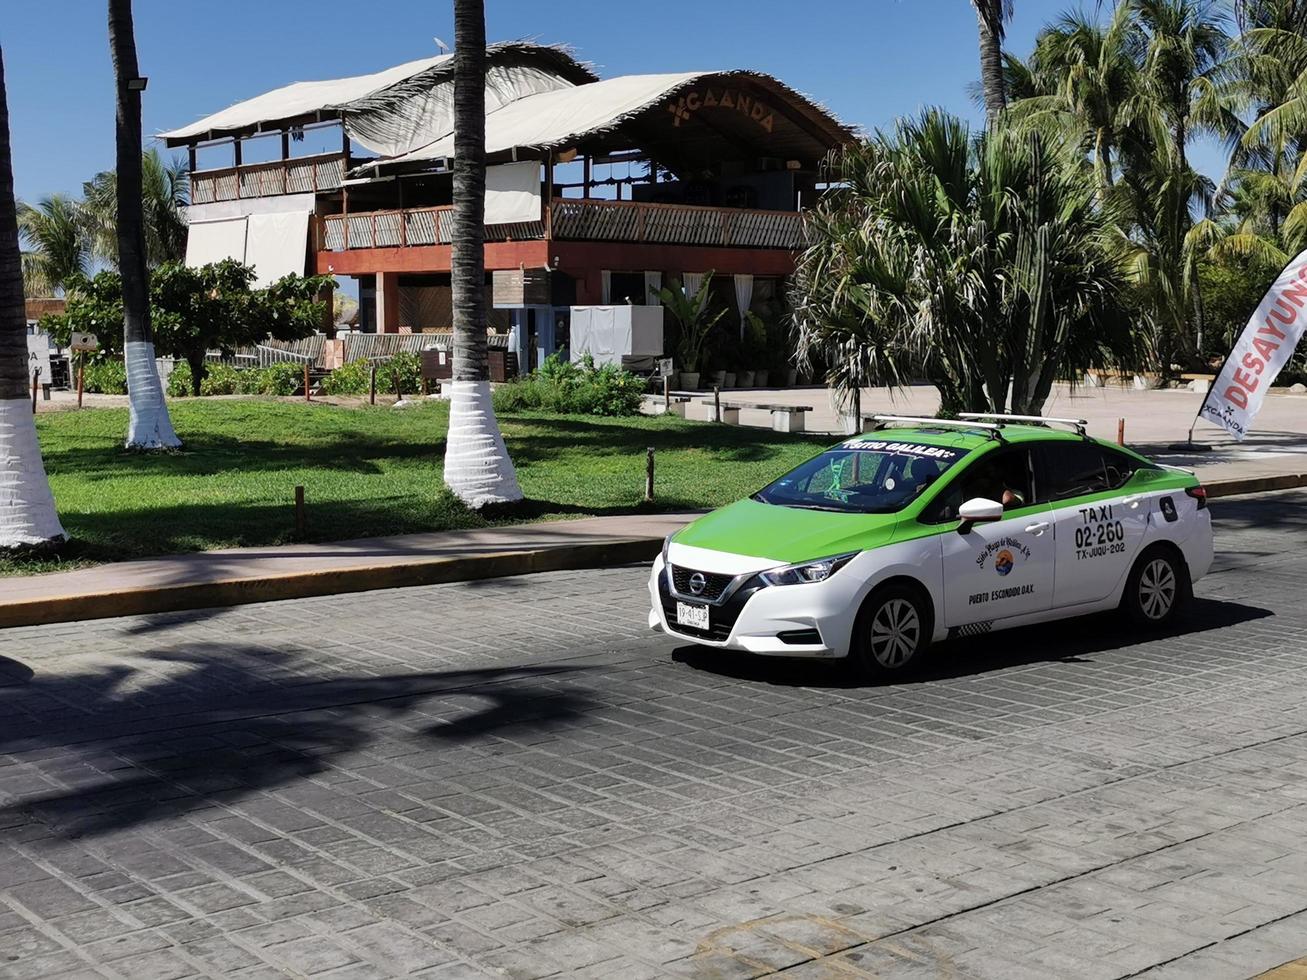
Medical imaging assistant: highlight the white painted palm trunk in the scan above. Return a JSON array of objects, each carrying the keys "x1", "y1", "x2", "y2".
[
  {"x1": 124, "y1": 341, "x2": 181, "y2": 449},
  {"x1": 0, "y1": 399, "x2": 65, "y2": 548},
  {"x1": 443, "y1": 380, "x2": 523, "y2": 508}
]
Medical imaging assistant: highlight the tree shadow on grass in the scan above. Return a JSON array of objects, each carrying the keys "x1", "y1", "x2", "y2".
[
  {"x1": 0, "y1": 643, "x2": 597, "y2": 839},
  {"x1": 670, "y1": 597, "x2": 1272, "y2": 689}
]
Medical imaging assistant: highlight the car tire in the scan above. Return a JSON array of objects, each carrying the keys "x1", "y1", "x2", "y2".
[
  {"x1": 1121, "y1": 545, "x2": 1190, "y2": 628},
  {"x1": 851, "y1": 584, "x2": 933, "y2": 679}
]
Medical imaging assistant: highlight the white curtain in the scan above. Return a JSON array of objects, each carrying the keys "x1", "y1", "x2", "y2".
[
  {"x1": 643, "y1": 271, "x2": 662, "y2": 304},
  {"x1": 733, "y1": 273, "x2": 754, "y2": 339},
  {"x1": 485, "y1": 161, "x2": 542, "y2": 224},
  {"x1": 600, "y1": 270, "x2": 612, "y2": 305},
  {"x1": 185, "y1": 217, "x2": 248, "y2": 268},
  {"x1": 681, "y1": 272, "x2": 704, "y2": 297},
  {"x1": 245, "y1": 211, "x2": 311, "y2": 287}
]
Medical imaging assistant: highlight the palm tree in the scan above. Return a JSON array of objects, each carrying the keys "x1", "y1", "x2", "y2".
[
  {"x1": 81, "y1": 148, "x2": 189, "y2": 269},
  {"x1": 972, "y1": 0, "x2": 1015, "y2": 120},
  {"x1": 0, "y1": 45, "x2": 65, "y2": 550},
  {"x1": 108, "y1": 0, "x2": 179, "y2": 450},
  {"x1": 17, "y1": 195, "x2": 90, "y2": 298},
  {"x1": 1018, "y1": 3, "x2": 1146, "y2": 196},
  {"x1": 442, "y1": 0, "x2": 522, "y2": 507},
  {"x1": 792, "y1": 110, "x2": 1136, "y2": 416}
]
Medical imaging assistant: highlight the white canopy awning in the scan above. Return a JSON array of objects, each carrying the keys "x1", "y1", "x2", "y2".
[
  {"x1": 370, "y1": 73, "x2": 703, "y2": 167},
  {"x1": 160, "y1": 55, "x2": 450, "y2": 143},
  {"x1": 159, "y1": 43, "x2": 598, "y2": 156}
]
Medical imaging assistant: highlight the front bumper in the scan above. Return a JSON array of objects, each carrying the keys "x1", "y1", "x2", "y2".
[{"x1": 647, "y1": 553, "x2": 849, "y2": 658}]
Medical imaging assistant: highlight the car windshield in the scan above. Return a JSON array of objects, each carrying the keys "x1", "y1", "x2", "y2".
[{"x1": 752, "y1": 440, "x2": 966, "y2": 514}]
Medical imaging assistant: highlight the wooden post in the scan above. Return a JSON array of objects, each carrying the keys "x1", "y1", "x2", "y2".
[
  {"x1": 583, "y1": 155, "x2": 591, "y2": 199},
  {"x1": 31, "y1": 368, "x2": 39, "y2": 413},
  {"x1": 303, "y1": 363, "x2": 311, "y2": 402},
  {"x1": 645, "y1": 447, "x2": 655, "y2": 502},
  {"x1": 294, "y1": 485, "x2": 306, "y2": 537},
  {"x1": 663, "y1": 375, "x2": 670, "y2": 413},
  {"x1": 393, "y1": 368, "x2": 403, "y2": 402},
  {"x1": 76, "y1": 355, "x2": 84, "y2": 409},
  {"x1": 369, "y1": 365, "x2": 377, "y2": 405},
  {"x1": 714, "y1": 385, "x2": 721, "y2": 423},
  {"x1": 1117, "y1": 417, "x2": 1126, "y2": 446}
]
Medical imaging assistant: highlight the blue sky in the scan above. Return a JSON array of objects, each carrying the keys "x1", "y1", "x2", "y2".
[{"x1": 5, "y1": 0, "x2": 1228, "y2": 203}]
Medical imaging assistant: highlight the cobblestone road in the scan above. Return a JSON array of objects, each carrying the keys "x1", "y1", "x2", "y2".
[{"x1": 3, "y1": 493, "x2": 1307, "y2": 979}]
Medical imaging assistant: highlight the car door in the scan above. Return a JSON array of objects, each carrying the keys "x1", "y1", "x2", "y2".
[
  {"x1": 1034, "y1": 441, "x2": 1152, "y2": 609},
  {"x1": 927, "y1": 446, "x2": 1057, "y2": 627}
]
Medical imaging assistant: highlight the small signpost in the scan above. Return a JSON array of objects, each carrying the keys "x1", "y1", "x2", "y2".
[{"x1": 69, "y1": 332, "x2": 100, "y2": 410}]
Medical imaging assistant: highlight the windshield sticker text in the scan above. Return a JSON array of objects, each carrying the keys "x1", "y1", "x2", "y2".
[{"x1": 840, "y1": 440, "x2": 961, "y2": 462}]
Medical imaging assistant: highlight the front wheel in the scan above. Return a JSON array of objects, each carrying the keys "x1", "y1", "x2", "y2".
[
  {"x1": 1121, "y1": 546, "x2": 1190, "y2": 627},
  {"x1": 852, "y1": 585, "x2": 933, "y2": 679}
]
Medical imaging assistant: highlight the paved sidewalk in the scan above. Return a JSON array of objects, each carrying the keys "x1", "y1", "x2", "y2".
[{"x1": 0, "y1": 514, "x2": 691, "y2": 629}]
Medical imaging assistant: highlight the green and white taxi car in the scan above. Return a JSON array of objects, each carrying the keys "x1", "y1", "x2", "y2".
[{"x1": 650, "y1": 415, "x2": 1213, "y2": 675}]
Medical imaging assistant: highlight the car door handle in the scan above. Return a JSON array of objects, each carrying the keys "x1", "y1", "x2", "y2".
[
  {"x1": 1122, "y1": 495, "x2": 1143, "y2": 508},
  {"x1": 1024, "y1": 521, "x2": 1050, "y2": 535}
]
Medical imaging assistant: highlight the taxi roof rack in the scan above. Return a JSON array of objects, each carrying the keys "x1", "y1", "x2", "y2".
[
  {"x1": 869, "y1": 415, "x2": 1005, "y2": 441},
  {"x1": 957, "y1": 412, "x2": 1089, "y2": 436}
]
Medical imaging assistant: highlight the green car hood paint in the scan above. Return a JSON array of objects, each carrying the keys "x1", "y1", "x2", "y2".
[{"x1": 672, "y1": 498, "x2": 899, "y2": 565}]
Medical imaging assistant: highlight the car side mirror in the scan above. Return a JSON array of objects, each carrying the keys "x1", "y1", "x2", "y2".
[{"x1": 957, "y1": 497, "x2": 1004, "y2": 534}]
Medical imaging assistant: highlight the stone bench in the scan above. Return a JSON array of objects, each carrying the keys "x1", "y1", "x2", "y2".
[{"x1": 710, "y1": 401, "x2": 813, "y2": 432}]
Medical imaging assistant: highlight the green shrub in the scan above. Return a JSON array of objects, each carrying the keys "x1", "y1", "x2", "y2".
[
  {"x1": 82, "y1": 358, "x2": 128, "y2": 394},
  {"x1": 167, "y1": 360, "x2": 304, "y2": 397},
  {"x1": 492, "y1": 355, "x2": 646, "y2": 416},
  {"x1": 166, "y1": 361, "x2": 192, "y2": 397},
  {"x1": 198, "y1": 363, "x2": 242, "y2": 396},
  {"x1": 320, "y1": 352, "x2": 423, "y2": 397}
]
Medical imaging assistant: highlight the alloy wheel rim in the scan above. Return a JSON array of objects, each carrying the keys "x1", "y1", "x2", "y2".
[
  {"x1": 1139, "y1": 558, "x2": 1177, "y2": 620},
  {"x1": 869, "y1": 598, "x2": 920, "y2": 668}
]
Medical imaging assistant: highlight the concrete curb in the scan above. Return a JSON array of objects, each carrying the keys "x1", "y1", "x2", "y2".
[
  {"x1": 0, "y1": 538, "x2": 662, "y2": 630},
  {"x1": 1205, "y1": 472, "x2": 1307, "y2": 499},
  {"x1": 2, "y1": 472, "x2": 1304, "y2": 630}
]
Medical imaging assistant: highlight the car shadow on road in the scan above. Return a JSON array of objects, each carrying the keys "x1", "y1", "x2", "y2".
[
  {"x1": 670, "y1": 596, "x2": 1272, "y2": 688},
  {"x1": 0, "y1": 646, "x2": 597, "y2": 839}
]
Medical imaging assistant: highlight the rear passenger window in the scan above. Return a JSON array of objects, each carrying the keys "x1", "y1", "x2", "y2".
[{"x1": 1037, "y1": 443, "x2": 1138, "y2": 501}]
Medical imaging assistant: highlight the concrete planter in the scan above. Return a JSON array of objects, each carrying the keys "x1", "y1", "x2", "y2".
[
  {"x1": 737, "y1": 370, "x2": 755, "y2": 387},
  {"x1": 680, "y1": 372, "x2": 701, "y2": 390}
]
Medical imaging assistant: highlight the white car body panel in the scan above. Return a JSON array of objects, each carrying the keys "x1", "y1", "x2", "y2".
[{"x1": 651, "y1": 484, "x2": 1214, "y2": 660}]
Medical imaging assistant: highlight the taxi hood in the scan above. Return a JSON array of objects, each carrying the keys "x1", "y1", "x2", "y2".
[{"x1": 671, "y1": 498, "x2": 900, "y2": 566}]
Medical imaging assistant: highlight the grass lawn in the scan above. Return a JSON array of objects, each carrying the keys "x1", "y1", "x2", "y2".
[{"x1": 4, "y1": 398, "x2": 828, "y2": 576}]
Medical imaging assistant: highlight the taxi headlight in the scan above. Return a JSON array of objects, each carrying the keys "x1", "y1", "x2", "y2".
[{"x1": 759, "y1": 552, "x2": 858, "y2": 587}]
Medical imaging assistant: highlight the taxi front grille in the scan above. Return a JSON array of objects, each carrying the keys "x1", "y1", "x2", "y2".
[
  {"x1": 658, "y1": 573, "x2": 763, "y2": 643},
  {"x1": 670, "y1": 565, "x2": 733, "y2": 601}
]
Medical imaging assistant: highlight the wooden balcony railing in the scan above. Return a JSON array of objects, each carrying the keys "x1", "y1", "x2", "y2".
[
  {"x1": 550, "y1": 199, "x2": 809, "y2": 249},
  {"x1": 192, "y1": 152, "x2": 347, "y2": 204},
  {"x1": 318, "y1": 199, "x2": 808, "y2": 252},
  {"x1": 320, "y1": 206, "x2": 544, "y2": 251}
]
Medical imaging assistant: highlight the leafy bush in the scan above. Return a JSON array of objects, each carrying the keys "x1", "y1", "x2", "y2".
[
  {"x1": 493, "y1": 355, "x2": 646, "y2": 416},
  {"x1": 167, "y1": 361, "x2": 304, "y2": 397},
  {"x1": 166, "y1": 361, "x2": 192, "y2": 397},
  {"x1": 82, "y1": 358, "x2": 128, "y2": 394},
  {"x1": 320, "y1": 352, "x2": 423, "y2": 397},
  {"x1": 198, "y1": 363, "x2": 242, "y2": 396}
]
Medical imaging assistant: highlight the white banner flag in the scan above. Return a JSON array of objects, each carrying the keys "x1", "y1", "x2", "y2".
[{"x1": 1198, "y1": 248, "x2": 1307, "y2": 440}]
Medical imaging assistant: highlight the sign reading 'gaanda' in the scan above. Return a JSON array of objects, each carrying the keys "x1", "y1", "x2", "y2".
[{"x1": 666, "y1": 88, "x2": 776, "y2": 133}]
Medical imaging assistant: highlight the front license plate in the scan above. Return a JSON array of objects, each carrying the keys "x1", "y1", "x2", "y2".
[{"x1": 676, "y1": 601, "x2": 710, "y2": 630}]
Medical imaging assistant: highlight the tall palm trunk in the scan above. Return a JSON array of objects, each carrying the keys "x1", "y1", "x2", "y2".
[
  {"x1": 974, "y1": 0, "x2": 1008, "y2": 120},
  {"x1": 442, "y1": 0, "x2": 522, "y2": 507},
  {"x1": 0, "y1": 47, "x2": 64, "y2": 549},
  {"x1": 109, "y1": 0, "x2": 179, "y2": 449}
]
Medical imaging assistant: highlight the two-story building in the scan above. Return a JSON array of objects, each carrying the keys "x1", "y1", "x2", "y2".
[{"x1": 161, "y1": 43, "x2": 853, "y2": 374}]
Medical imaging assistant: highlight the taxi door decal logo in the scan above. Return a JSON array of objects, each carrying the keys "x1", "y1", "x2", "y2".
[{"x1": 994, "y1": 549, "x2": 1015, "y2": 576}]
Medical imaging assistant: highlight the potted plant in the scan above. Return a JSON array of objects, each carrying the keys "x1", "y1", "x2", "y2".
[{"x1": 653, "y1": 272, "x2": 727, "y2": 391}]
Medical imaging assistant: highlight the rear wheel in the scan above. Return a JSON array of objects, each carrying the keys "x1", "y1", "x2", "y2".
[
  {"x1": 852, "y1": 584, "x2": 933, "y2": 678},
  {"x1": 1121, "y1": 546, "x2": 1190, "y2": 627}
]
